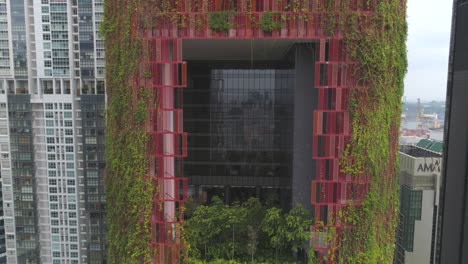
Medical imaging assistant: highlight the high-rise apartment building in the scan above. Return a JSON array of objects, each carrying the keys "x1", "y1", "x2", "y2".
[
  {"x1": 438, "y1": 0, "x2": 468, "y2": 263},
  {"x1": 0, "y1": 0, "x2": 106, "y2": 263},
  {"x1": 395, "y1": 140, "x2": 442, "y2": 264}
]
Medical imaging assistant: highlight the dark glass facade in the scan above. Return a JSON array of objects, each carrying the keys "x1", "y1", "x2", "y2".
[
  {"x1": 7, "y1": 95, "x2": 39, "y2": 264},
  {"x1": 184, "y1": 60, "x2": 295, "y2": 204},
  {"x1": 10, "y1": 0, "x2": 27, "y2": 77},
  {"x1": 438, "y1": 0, "x2": 468, "y2": 263},
  {"x1": 398, "y1": 186, "x2": 423, "y2": 252},
  {"x1": 78, "y1": 0, "x2": 95, "y2": 80},
  {"x1": 80, "y1": 95, "x2": 106, "y2": 263}
]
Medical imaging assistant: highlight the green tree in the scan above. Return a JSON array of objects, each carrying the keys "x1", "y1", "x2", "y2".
[
  {"x1": 186, "y1": 198, "x2": 313, "y2": 263},
  {"x1": 285, "y1": 205, "x2": 312, "y2": 260},
  {"x1": 247, "y1": 225, "x2": 258, "y2": 262},
  {"x1": 185, "y1": 197, "x2": 225, "y2": 260},
  {"x1": 261, "y1": 207, "x2": 287, "y2": 260}
]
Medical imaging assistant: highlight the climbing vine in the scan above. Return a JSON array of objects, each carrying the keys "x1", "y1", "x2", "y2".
[
  {"x1": 101, "y1": 0, "x2": 154, "y2": 263},
  {"x1": 318, "y1": 0, "x2": 407, "y2": 263}
]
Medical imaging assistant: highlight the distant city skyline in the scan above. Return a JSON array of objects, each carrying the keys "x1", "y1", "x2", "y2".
[{"x1": 404, "y1": 0, "x2": 453, "y2": 101}]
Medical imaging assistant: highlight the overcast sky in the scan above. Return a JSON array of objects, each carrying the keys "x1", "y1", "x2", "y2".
[{"x1": 404, "y1": 0, "x2": 454, "y2": 102}]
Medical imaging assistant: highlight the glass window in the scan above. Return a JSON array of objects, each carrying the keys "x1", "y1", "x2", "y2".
[
  {"x1": 68, "y1": 195, "x2": 76, "y2": 202},
  {"x1": 22, "y1": 194, "x2": 33, "y2": 201}
]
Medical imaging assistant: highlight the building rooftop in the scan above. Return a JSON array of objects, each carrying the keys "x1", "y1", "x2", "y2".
[
  {"x1": 416, "y1": 139, "x2": 444, "y2": 154},
  {"x1": 400, "y1": 144, "x2": 443, "y2": 158}
]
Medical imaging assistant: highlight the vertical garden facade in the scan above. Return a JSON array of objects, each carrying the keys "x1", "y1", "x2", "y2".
[{"x1": 102, "y1": 0, "x2": 407, "y2": 263}]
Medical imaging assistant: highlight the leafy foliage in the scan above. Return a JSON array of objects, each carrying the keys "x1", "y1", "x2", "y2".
[
  {"x1": 185, "y1": 197, "x2": 312, "y2": 263},
  {"x1": 208, "y1": 11, "x2": 233, "y2": 32},
  {"x1": 259, "y1": 12, "x2": 281, "y2": 33},
  {"x1": 318, "y1": 1, "x2": 407, "y2": 263},
  {"x1": 101, "y1": 0, "x2": 153, "y2": 263}
]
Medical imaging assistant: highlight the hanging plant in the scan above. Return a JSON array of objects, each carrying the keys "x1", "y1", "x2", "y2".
[
  {"x1": 259, "y1": 12, "x2": 281, "y2": 33},
  {"x1": 208, "y1": 11, "x2": 233, "y2": 32}
]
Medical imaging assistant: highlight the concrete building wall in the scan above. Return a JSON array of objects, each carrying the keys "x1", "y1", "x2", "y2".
[{"x1": 292, "y1": 44, "x2": 316, "y2": 210}]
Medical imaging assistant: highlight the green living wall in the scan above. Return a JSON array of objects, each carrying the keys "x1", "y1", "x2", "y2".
[
  {"x1": 101, "y1": 0, "x2": 154, "y2": 263},
  {"x1": 327, "y1": 0, "x2": 407, "y2": 263},
  {"x1": 101, "y1": 0, "x2": 407, "y2": 263}
]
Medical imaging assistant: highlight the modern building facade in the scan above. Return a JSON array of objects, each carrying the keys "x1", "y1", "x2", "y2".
[
  {"x1": 395, "y1": 141, "x2": 442, "y2": 264},
  {"x1": 104, "y1": 0, "x2": 406, "y2": 263},
  {"x1": 438, "y1": 0, "x2": 468, "y2": 263},
  {"x1": 0, "y1": 0, "x2": 106, "y2": 263},
  {"x1": 184, "y1": 43, "x2": 314, "y2": 210}
]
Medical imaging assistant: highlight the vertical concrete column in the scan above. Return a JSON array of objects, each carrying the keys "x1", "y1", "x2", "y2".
[{"x1": 292, "y1": 44, "x2": 317, "y2": 211}]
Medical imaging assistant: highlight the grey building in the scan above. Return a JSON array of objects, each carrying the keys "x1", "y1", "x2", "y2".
[
  {"x1": 395, "y1": 140, "x2": 442, "y2": 264},
  {"x1": 0, "y1": 0, "x2": 106, "y2": 263}
]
